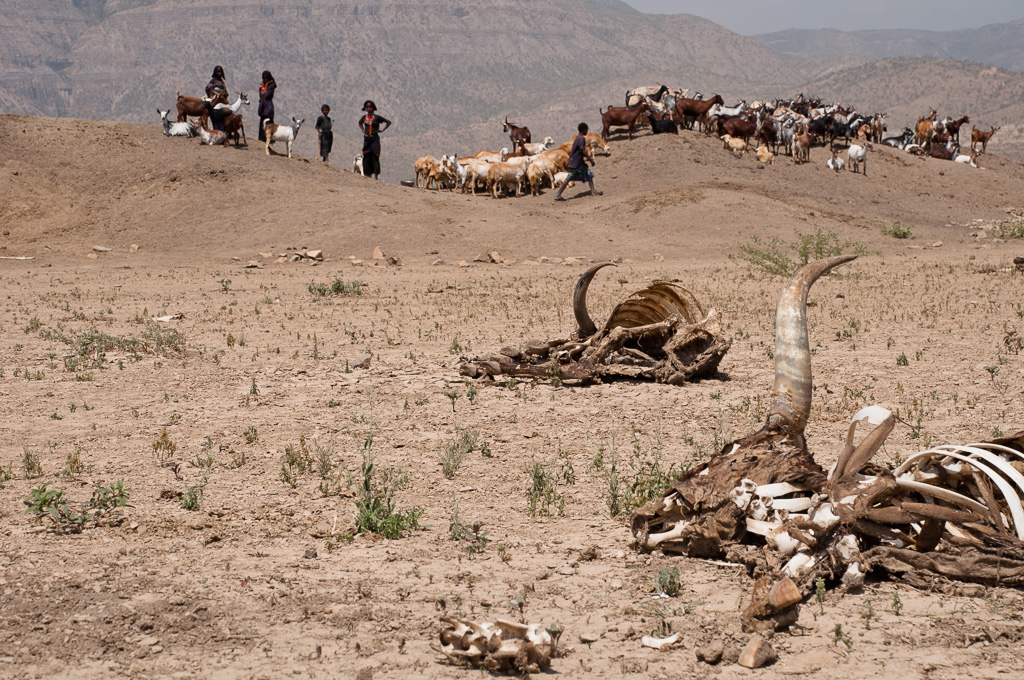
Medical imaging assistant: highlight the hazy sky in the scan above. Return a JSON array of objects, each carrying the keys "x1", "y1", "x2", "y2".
[{"x1": 620, "y1": 1, "x2": 1024, "y2": 35}]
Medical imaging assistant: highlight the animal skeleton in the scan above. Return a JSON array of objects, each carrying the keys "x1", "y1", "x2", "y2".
[
  {"x1": 632, "y1": 256, "x2": 1024, "y2": 589},
  {"x1": 459, "y1": 262, "x2": 731, "y2": 385}
]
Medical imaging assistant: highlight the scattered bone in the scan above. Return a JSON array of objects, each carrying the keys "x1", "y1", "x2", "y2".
[
  {"x1": 92, "y1": 245, "x2": 112, "y2": 252},
  {"x1": 641, "y1": 633, "x2": 678, "y2": 650},
  {"x1": 433, "y1": 617, "x2": 560, "y2": 673},
  {"x1": 631, "y1": 256, "x2": 1024, "y2": 608},
  {"x1": 151, "y1": 314, "x2": 184, "y2": 322},
  {"x1": 460, "y1": 262, "x2": 731, "y2": 385}
]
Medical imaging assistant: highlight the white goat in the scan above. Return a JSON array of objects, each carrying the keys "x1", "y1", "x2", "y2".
[
  {"x1": 847, "y1": 141, "x2": 871, "y2": 175},
  {"x1": 522, "y1": 137, "x2": 555, "y2": 155},
  {"x1": 264, "y1": 117, "x2": 304, "y2": 158},
  {"x1": 158, "y1": 109, "x2": 197, "y2": 137},
  {"x1": 353, "y1": 154, "x2": 365, "y2": 175},
  {"x1": 954, "y1": 151, "x2": 979, "y2": 168}
]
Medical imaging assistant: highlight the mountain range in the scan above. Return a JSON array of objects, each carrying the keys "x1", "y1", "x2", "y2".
[
  {"x1": 1, "y1": 0, "x2": 1022, "y2": 175},
  {"x1": 754, "y1": 18, "x2": 1024, "y2": 73}
]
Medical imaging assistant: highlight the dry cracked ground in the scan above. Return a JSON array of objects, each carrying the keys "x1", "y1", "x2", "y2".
[{"x1": 2, "y1": 115, "x2": 1024, "y2": 679}]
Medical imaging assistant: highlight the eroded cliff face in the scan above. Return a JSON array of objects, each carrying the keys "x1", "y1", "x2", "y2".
[{"x1": 0, "y1": 0, "x2": 796, "y2": 124}]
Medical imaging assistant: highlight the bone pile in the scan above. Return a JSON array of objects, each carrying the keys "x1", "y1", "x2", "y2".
[
  {"x1": 433, "y1": 617, "x2": 561, "y2": 673},
  {"x1": 459, "y1": 262, "x2": 731, "y2": 385},
  {"x1": 632, "y1": 256, "x2": 1024, "y2": 588}
]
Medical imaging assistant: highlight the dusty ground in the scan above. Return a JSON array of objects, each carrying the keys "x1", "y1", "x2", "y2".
[{"x1": 2, "y1": 115, "x2": 1024, "y2": 679}]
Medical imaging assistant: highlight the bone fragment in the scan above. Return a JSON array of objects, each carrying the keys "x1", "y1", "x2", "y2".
[
  {"x1": 782, "y1": 552, "x2": 816, "y2": 579},
  {"x1": 755, "y1": 482, "x2": 808, "y2": 497},
  {"x1": 646, "y1": 520, "x2": 691, "y2": 548},
  {"x1": 641, "y1": 633, "x2": 679, "y2": 650},
  {"x1": 841, "y1": 562, "x2": 865, "y2": 588}
]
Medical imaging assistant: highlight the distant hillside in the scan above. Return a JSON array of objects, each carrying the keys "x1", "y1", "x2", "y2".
[
  {"x1": 0, "y1": 0, "x2": 803, "y2": 178},
  {"x1": 755, "y1": 19, "x2": 1024, "y2": 73},
  {"x1": 2, "y1": 2, "x2": 1022, "y2": 176}
]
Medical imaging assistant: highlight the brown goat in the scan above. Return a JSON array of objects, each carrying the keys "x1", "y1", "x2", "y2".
[
  {"x1": 223, "y1": 113, "x2": 246, "y2": 147},
  {"x1": 503, "y1": 117, "x2": 532, "y2": 148},
  {"x1": 970, "y1": 125, "x2": 1000, "y2": 154},
  {"x1": 674, "y1": 94, "x2": 724, "y2": 132},
  {"x1": 599, "y1": 102, "x2": 650, "y2": 141},
  {"x1": 914, "y1": 109, "x2": 937, "y2": 145},
  {"x1": 176, "y1": 90, "x2": 226, "y2": 129}
]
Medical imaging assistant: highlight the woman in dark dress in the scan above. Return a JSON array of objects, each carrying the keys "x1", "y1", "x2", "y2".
[
  {"x1": 258, "y1": 70, "x2": 276, "y2": 142},
  {"x1": 205, "y1": 66, "x2": 226, "y2": 98},
  {"x1": 358, "y1": 100, "x2": 391, "y2": 179},
  {"x1": 315, "y1": 105, "x2": 333, "y2": 163}
]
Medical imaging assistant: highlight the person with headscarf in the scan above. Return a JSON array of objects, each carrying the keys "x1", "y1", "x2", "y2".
[
  {"x1": 258, "y1": 70, "x2": 276, "y2": 142},
  {"x1": 315, "y1": 104, "x2": 334, "y2": 163},
  {"x1": 205, "y1": 66, "x2": 226, "y2": 98},
  {"x1": 358, "y1": 100, "x2": 391, "y2": 179}
]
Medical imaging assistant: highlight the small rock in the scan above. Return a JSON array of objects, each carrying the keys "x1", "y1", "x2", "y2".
[
  {"x1": 303, "y1": 548, "x2": 318, "y2": 559},
  {"x1": 957, "y1": 583, "x2": 986, "y2": 598},
  {"x1": 738, "y1": 635, "x2": 776, "y2": 669},
  {"x1": 386, "y1": 255, "x2": 402, "y2": 266},
  {"x1": 931, "y1": 241, "x2": 943, "y2": 248},
  {"x1": 431, "y1": 259, "x2": 445, "y2": 266},
  {"x1": 457, "y1": 261, "x2": 472, "y2": 268},
  {"x1": 579, "y1": 632, "x2": 600, "y2": 644},
  {"x1": 372, "y1": 246, "x2": 385, "y2": 260},
  {"x1": 473, "y1": 253, "x2": 489, "y2": 263},
  {"x1": 92, "y1": 245, "x2": 112, "y2": 252},
  {"x1": 654, "y1": 253, "x2": 664, "y2": 262},
  {"x1": 557, "y1": 566, "x2": 575, "y2": 576},
  {"x1": 128, "y1": 244, "x2": 139, "y2": 253},
  {"x1": 290, "y1": 253, "x2": 304, "y2": 262},
  {"x1": 244, "y1": 261, "x2": 264, "y2": 269},
  {"x1": 231, "y1": 256, "x2": 241, "y2": 261},
  {"x1": 306, "y1": 250, "x2": 323, "y2": 260},
  {"x1": 352, "y1": 353, "x2": 372, "y2": 369},
  {"x1": 609, "y1": 579, "x2": 623, "y2": 590},
  {"x1": 138, "y1": 635, "x2": 160, "y2": 647},
  {"x1": 350, "y1": 259, "x2": 363, "y2": 266},
  {"x1": 87, "y1": 253, "x2": 97, "y2": 259},
  {"x1": 275, "y1": 256, "x2": 287, "y2": 263},
  {"x1": 488, "y1": 251, "x2": 502, "y2": 263},
  {"x1": 695, "y1": 640, "x2": 724, "y2": 665},
  {"x1": 579, "y1": 545, "x2": 600, "y2": 561},
  {"x1": 258, "y1": 251, "x2": 272, "y2": 258}
]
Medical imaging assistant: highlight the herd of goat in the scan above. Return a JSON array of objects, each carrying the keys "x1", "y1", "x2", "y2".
[
  {"x1": 411, "y1": 85, "x2": 999, "y2": 197},
  {"x1": 158, "y1": 89, "x2": 305, "y2": 158},
  {"x1": 160, "y1": 83, "x2": 1001, "y2": 192}
]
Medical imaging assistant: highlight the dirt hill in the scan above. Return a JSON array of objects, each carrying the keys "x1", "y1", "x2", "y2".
[{"x1": 3, "y1": 113, "x2": 1023, "y2": 266}]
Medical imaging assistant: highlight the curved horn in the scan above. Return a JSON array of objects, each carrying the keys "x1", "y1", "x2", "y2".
[
  {"x1": 768, "y1": 256, "x2": 856, "y2": 433},
  {"x1": 573, "y1": 261, "x2": 618, "y2": 338}
]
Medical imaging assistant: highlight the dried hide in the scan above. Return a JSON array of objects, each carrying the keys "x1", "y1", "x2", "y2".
[
  {"x1": 459, "y1": 262, "x2": 731, "y2": 385},
  {"x1": 632, "y1": 256, "x2": 1024, "y2": 590}
]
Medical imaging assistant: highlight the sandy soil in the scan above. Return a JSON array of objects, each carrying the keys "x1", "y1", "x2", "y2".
[{"x1": 2, "y1": 114, "x2": 1024, "y2": 679}]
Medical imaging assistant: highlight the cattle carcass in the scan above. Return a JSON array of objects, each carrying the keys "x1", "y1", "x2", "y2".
[
  {"x1": 632, "y1": 256, "x2": 1024, "y2": 594},
  {"x1": 459, "y1": 262, "x2": 731, "y2": 385}
]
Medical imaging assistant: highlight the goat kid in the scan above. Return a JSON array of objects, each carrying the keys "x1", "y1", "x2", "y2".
[
  {"x1": 826, "y1": 147, "x2": 844, "y2": 172},
  {"x1": 198, "y1": 125, "x2": 228, "y2": 146},
  {"x1": 158, "y1": 109, "x2": 197, "y2": 137},
  {"x1": 755, "y1": 145, "x2": 775, "y2": 165},
  {"x1": 264, "y1": 117, "x2": 304, "y2": 158}
]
